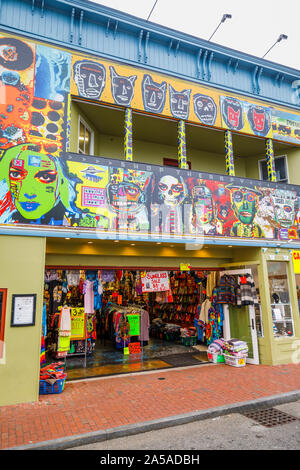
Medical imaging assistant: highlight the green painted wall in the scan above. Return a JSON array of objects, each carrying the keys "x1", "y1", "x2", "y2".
[{"x1": 0, "y1": 236, "x2": 46, "y2": 406}]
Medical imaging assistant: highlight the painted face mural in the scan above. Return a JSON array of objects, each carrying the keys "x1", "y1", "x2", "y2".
[
  {"x1": 0, "y1": 144, "x2": 77, "y2": 224},
  {"x1": 221, "y1": 97, "x2": 244, "y2": 131},
  {"x1": 169, "y1": 85, "x2": 191, "y2": 120},
  {"x1": 109, "y1": 66, "x2": 137, "y2": 106},
  {"x1": 142, "y1": 74, "x2": 167, "y2": 114},
  {"x1": 229, "y1": 186, "x2": 260, "y2": 225},
  {"x1": 247, "y1": 105, "x2": 271, "y2": 137},
  {"x1": 192, "y1": 184, "x2": 214, "y2": 225},
  {"x1": 107, "y1": 168, "x2": 150, "y2": 215},
  {"x1": 73, "y1": 60, "x2": 106, "y2": 100},
  {"x1": 157, "y1": 175, "x2": 186, "y2": 207},
  {"x1": 193, "y1": 94, "x2": 217, "y2": 125},
  {"x1": 271, "y1": 189, "x2": 297, "y2": 229}
]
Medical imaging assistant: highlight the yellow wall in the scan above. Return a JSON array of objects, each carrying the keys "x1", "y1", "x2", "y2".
[
  {"x1": 70, "y1": 101, "x2": 247, "y2": 176},
  {"x1": 0, "y1": 236, "x2": 46, "y2": 406}
]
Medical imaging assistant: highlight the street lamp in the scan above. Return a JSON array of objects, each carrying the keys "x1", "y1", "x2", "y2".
[
  {"x1": 208, "y1": 13, "x2": 232, "y2": 41},
  {"x1": 262, "y1": 34, "x2": 288, "y2": 58}
]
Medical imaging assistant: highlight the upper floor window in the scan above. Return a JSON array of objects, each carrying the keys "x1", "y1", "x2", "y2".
[
  {"x1": 78, "y1": 117, "x2": 94, "y2": 155},
  {"x1": 259, "y1": 155, "x2": 288, "y2": 184},
  {"x1": 163, "y1": 157, "x2": 192, "y2": 169}
]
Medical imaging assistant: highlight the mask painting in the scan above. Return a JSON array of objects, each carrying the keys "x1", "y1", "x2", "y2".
[
  {"x1": 221, "y1": 97, "x2": 244, "y2": 131},
  {"x1": 193, "y1": 94, "x2": 217, "y2": 125},
  {"x1": 142, "y1": 74, "x2": 167, "y2": 114},
  {"x1": 169, "y1": 85, "x2": 191, "y2": 120},
  {"x1": 109, "y1": 66, "x2": 137, "y2": 106},
  {"x1": 73, "y1": 60, "x2": 106, "y2": 100},
  {"x1": 247, "y1": 105, "x2": 271, "y2": 137}
]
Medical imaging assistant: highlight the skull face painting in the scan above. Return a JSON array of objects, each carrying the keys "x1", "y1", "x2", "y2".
[
  {"x1": 169, "y1": 85, "x2": 191, "y2": 120},
  {"x1": 109, "y1": 66, "x2": 137, "y2": 106},
  {"x1": 158, "y1": 175, "x2": 186, "y2": 207},
  {"x1": 247, "y1": 105, "x2": 271, "y2": 137},
  {"x1": 222, "y1": 97, "x2": 244, "y2": 131},
  {"x1": 73, "y1": 60, "x2": 106, "y2": 100},
  {"x1": 271, "y1": 189, "x2": 297, "y2": 229},
  {"x1": 142, "y1": 74, "x2": 167, "y2": 114},
  {"x1": 193, "y1": 94, "x2": 217, "y2": 125}
]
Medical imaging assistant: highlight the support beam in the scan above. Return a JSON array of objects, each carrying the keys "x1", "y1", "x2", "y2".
[
  {"x1": 177, "y1": 120, "x2": 188, "y2": 169},
  {"x1": 124, "y1": 107, "x2": 133, "y2": 161},
  {"x1": 224, "y1": 130, "x2": 235, "y2": 176},
  {"x1": 265, "y1": 138, "x2": 277, "y2": 182}
]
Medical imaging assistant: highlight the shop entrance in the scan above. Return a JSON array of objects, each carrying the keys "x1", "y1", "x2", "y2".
[
  {"x1": 220, "y1": 268, "x2": 260, "y2": 365},
  {"x1": 42, "y1": 267, "x2": 224, "y2": 380},
  {"x1": 41, "y1": 264, "x2": 261, "y2": 380}
]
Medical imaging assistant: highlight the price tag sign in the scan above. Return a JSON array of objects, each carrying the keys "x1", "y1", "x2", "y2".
[{"x1": 70, "y1": 307, "x2": 86, "y2": 340}]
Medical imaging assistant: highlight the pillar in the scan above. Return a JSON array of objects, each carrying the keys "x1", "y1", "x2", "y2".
[
  {"x1": 224, "y1": 130, "x2": 235, "y2": 176},
  {"x1": 178, "y1": 120, "x2": 188, "y2": 169},
  {"x1": 265, "y1": 138, "x2": 277, "y2": 182},
  {"x1": 124, "y1": 107, "x2": 133, "y2": 161}
]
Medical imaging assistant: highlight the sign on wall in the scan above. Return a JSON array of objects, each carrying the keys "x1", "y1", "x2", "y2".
[{"x1": 141, "y1": 271, "x2": 170, "y2": 292}]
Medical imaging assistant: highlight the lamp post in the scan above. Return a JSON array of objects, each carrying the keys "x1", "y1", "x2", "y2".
[
  {"x1": 208, "y1": 13, "x2": 232, "y2": 41},
  {"x1": 262, "y1": 34, "x2": 288, "y2": 58}
]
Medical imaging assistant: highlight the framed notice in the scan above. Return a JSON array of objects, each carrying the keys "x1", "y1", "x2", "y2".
[{"x1": 11, "y1": 294, "x2": 36, "y2": 327}]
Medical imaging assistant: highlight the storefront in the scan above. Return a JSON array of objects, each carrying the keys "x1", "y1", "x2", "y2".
[{"x1": 1, "y1": 0, "x2": 300, "y2": 406}]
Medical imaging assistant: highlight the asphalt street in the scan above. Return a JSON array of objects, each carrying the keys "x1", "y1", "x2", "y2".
[{"x1": 68, "y1": 401, "x2": 300, "y2": 451}]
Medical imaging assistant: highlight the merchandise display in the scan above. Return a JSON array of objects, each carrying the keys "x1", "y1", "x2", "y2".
[{"x1": 41, "y1": 266, "x2": 258, "y2": 378}]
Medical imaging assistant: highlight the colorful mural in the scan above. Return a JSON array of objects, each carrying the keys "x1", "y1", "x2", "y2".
[
  {"x1": 1, "y1": 146, "x2": 300, "y2": 242},
  {"x1": 0, "y1": 32, "x2": 300, "y2": 242}
]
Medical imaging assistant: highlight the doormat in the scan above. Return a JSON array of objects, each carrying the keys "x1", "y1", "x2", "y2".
[{"x1": 159, "y1": 352, "x2": 208, "y2": 368}]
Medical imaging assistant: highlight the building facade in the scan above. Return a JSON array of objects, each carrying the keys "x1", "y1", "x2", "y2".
[{"x1": 1, "y1": 0, "x2": 300, "y2": 405}]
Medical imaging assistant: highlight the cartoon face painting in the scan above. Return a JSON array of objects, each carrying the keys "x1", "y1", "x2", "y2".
[
  {"x1": 271, "y1": 189, "x2": 297, "y2": 228},
  {"x1": 73, "y1": 60, "x2": 106, "y2": 99},
  {"x1": 169, "y1": 85, "x2": 191, "y2": 120},
  {"x1": 193, "y1": 94, "x2": 217, "y2": 125},
  {"x1": 222, "y1": 97, "x2": 244, "y2": 131},
  {"x1": 192, "y1": 184, "x2": 214, "y2": 225},
  {"x1": 109, "y1": 66, "x2": 137, "y2": 106},
  {"x1": 7, "y1": 150, "x2": 59, "y2": 219},
  {"x1": 229, "y1": 186, "x2": 260, "y2": 225},
  {"x1": 247, "y1": 105, "x2": 271, "y2": 137},
  {"x1": 142, "y1": 74, "x2": 167, "y2": 114}
]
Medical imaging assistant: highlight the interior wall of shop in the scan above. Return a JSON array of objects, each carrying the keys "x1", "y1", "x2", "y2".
[
  {"x1": 231, "y1": 247, "x2": 300, "y2": 365},
  {"x1": 69, "y1": 101, "x2": 247, "y2": 176},
  {"x1": 0, "y1": 236, "x2": 46, "y2": 406}
]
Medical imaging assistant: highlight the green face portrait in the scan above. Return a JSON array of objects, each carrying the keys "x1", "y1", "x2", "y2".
[
  {"x1": 8, "y1": 151, "x2": 59, "y2": 219},
  {"x1": 230, "y1": 188, "x2": 258, "y2": 225}
]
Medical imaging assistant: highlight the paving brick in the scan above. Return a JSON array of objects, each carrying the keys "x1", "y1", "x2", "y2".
[{"x1": 1, "y1": 363, "x2": 300, "y2": 449}]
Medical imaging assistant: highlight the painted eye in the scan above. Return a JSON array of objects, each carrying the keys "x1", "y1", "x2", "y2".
[
  {"x1": 171, "y1": 184, "x2": 183, "y2": 192},
  {"x1": 284, "y1": 205, "x2": 292, "y2": 213},
  {"x1": 35, "y1": 170, "x2": 57, "y2": 184},
  {"x1": 159, "y1": 183, "x2": 168, "y2": 191},
  {"x1": 9, "y1": 168, "x2": 27, "y2": 180},
  {"x1": 125, "y1": 186, "x2": 139, "y2": 196},
  {"x1": 247, "y1": 193, "x2": 255, "y2": 202}
]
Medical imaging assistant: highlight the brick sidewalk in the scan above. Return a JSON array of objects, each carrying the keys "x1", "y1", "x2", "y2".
[{"x1": 1, "y1": 362, "x2": 300, "y2": 449}]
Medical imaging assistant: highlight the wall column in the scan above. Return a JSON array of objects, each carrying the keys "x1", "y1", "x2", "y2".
[
  {"x1": 124, "y1": 107, "x2": 133, "y2": 161},
  {"x1": 177, "y1": 119, "x2": 188, "y2": 169},
  {"x1": 265, "y1": 138, "x2": 277, "y2": 182},
  {"x1": 224, "y1": 130, "x2": 235, "y2": 176}
]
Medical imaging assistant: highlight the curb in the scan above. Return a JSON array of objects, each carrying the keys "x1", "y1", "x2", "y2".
[{"x1": 6, "y1": 390, "x2": 300, "y2": 450}]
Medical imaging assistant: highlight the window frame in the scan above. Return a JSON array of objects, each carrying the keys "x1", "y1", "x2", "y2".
[
  {"x1": 258, "y1": 154, "x2": 289, "y2": 184},
  {"x1": 78, "y1": 116, "x2": 94, "y2": 155}
]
